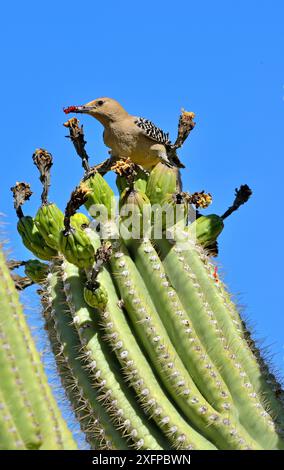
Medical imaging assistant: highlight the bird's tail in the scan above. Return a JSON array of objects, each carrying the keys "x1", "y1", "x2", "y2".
[
  {"x1": 175, "y1": 168, "x2": 183, "y2": 192},
  {"x1": 168, "y1": 149, "x2": 185, "y2": 169}
]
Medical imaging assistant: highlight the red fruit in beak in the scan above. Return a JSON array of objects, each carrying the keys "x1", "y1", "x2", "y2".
[{"x1": 63, "y1": 106, "x2": 78, "y2": 114}]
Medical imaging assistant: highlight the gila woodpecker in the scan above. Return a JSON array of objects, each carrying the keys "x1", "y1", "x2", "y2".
[{"x1": 64, "y1": 97, "x2": 185, "y2": 171}]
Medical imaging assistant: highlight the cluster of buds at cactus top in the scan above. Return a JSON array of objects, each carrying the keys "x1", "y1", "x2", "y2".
[{"x1": 5, "y1": 111, "x2": 284, "y2": 451}]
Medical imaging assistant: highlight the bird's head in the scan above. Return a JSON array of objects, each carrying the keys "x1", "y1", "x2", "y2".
[{"x1": 64, "y1": 98, "x2": 128, "y2": 125}]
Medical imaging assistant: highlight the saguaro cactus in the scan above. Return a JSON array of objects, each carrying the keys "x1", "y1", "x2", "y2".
[
  {"x1": 0, "y1": 244, "x2": 77, "y2": 450},
  {"x1": 4, "y1": 111, "x2": 284, "y2": 450}
]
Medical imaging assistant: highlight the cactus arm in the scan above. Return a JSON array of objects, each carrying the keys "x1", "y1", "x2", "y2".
[
  {"x1": 0, "y1": 331, "x2": 40, "y2": 449},
  {"x1": 107, "y1": 232, "x2": 260, "y2": 450},
  {"x1": 195, "y1": 248, "x2": 284, "y2": 433},
  {"x1": 1, "y1": 261, "x2": 75, "y2": 450},
  {"x1": 45, "y1": 265, "x2": 125, "y2": 450},
  {"x1": 127, "y1": 238, "x2": 234, "y2": 415},
  {"x1": 86, "y1": 228, "x2": 216, "y2": 450},
  {"x1": 178, "y1": 237, "x2": 284, "y2": 443},
  {"x1": 60, "y1": 258, "x2": 164, "y2": 450},
  {"x1": 157, "y1": 235, "x2": 284, "y2": 449},
  {"x1": 0, "y1": 245, "x2": 77, "y2": 449},
  {"x1": 0, "y1": 388, "x2": 26, "y2": 450},
  {"x1": 42, "y1": 289, "x2": 100, "y2": 450}
]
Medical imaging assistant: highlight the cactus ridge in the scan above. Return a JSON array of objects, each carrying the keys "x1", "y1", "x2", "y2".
[
  {"x1": 60, "y1": 258, "x2": 166, "y2": 450},
  {"x1": 106, "y1": 234, "x2": 259, "y2": 450},
  {"x1": 211, "y1": 270, "x2": 284, "y2": 431},
  {"x1": 157, "y1": 235, "x2": 283, "y2": 449},
  {"x1": 127, "y1": 238, "x2": 234, "y2": 414},
  {"x1": 42, "y1": 293, "x2": 102, "y2": 449},
  {"x1": 0, "y1": 388, "x2": 25, "y2": 450},
  {"x1": 184, "y1": 239, "x2": 284, "y2": 438},
  {"x1": 0, "y1": 244, "x2": 77, "y2": 449},
  {"x1": 41, "y1": 264, "x2": 124, "y2": 449},
  {"x1": 86, "y1": 229, "x2": 216, "y2": 450}
]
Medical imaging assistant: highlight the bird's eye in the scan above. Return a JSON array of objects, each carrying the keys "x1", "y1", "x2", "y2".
[{"x1": 97, "y1": 100, "x2": 104, "y2": 106}]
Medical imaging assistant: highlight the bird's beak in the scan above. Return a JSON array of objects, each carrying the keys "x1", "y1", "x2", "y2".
[{"x1": 63, "y1": 105, "x2": 96, "y2": 115}]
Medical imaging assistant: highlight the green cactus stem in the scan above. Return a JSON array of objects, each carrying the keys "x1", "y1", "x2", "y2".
[
  {"x1": 156, "y1": 233, "x2": 284, "y2": 449},
  {"x1": 0, "y1": 244, "x2": 76, "y2": 449},
  {"x1": 86, "y1": 228, "x2": 216, "y2": 450},
  {"x1": 189, "y1": 242, "x2": 284, "y2": 438},
  {"x1": 42, "y1": 264, "x2": 126, "y2": 449},
  {"x1": 0, "y1": 388, "x2": 25, "y2": 450},
  {"x1": 60, "y1": 258, "x2": 166, "y2": 450},
  {"x1": 42, "y1": 304, "x2": 102, "y2": 450},
  {"x1": 102, "y1": 225, "x2": 259, "y2": 449},
  {"x1": 127, "y1": 237, "x2": 233, "y2": 415}
]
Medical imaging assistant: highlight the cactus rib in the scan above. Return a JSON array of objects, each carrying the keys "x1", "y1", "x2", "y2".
[
  {"x1": 0, "y1": 388, "x2": 25, "y2": 450},
  {"x1": 157, "y1": 235, "x2": 284, "y2": 449},
  {"x1": 86, "y1": 228, "x2": 216, "y2": 450},
  {"x1": 106, "y1": 231, "x2": 260, "y2": 450},
  {"x1": 43, "y1": 264, "x2": 125, "y2": 449},
  {"x1": 127, "y1": 237, "x2": 234, "y2": 415},
  {"x1": 0, "y1": 244, "x2": 77, "y2": 449},
  {"x1": 60, "y1": 258, "x2": 165, "y2": 450}
]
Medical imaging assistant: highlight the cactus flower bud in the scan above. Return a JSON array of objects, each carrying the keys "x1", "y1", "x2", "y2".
[
  {"x1": 71, "y1": 212, "x2": 90, "y2": 229},
  {"x1": 116, "y1": 166, "x2": 148, "y2": 194},
  {"x1": 24, "y1": 259, "x2": 49, "y2": 284},
  {"x1": 83, "y1": 173, "x2": 115, "y2": 220},
  {"x1": 188, "y1": 215, "x2": 224, "y2": 247},
  {"x1": 17, "y1": 216, "x2": 57, "y2": 260},
  {"x1": 35, "y1": 203, "x2": 64, "y2": 250},
  {"x1": 83, "y1": 283, "x2": 108, "y2": 311},
  {"x1": 59, "y1": 227, "x2": 95, "y2": 268},
  {"x1": 120, "y1": 189, "x2": 151, "y2": 239},
  {"x1": 146, "y1": 162, "x2": 177, "y2": 205}
]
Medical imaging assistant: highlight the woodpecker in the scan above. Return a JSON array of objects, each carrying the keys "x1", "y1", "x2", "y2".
[{"x1": 64, "y1": 98, "x2": 185, "y2": 171}]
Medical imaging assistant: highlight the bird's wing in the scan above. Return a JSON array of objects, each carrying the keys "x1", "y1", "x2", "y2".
[{"x1": 133, "y1": 117, "x2": 172, "y2": 147}]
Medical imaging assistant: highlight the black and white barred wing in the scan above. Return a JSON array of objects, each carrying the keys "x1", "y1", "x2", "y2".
[{"x1": 134, "y1": 117, "x2": 172, "y2": 147}]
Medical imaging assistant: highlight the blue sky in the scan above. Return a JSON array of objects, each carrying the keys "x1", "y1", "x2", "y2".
[{"x1": 0, "y1": 0, "x2": 283, "y2": 421}]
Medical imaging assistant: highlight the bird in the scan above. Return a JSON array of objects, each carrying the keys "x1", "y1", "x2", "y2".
[{"x1": 63, "y1": 97, "x2": 185, "y2": 171}]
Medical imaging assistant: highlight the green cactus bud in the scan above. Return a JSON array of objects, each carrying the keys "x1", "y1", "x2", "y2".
[
  {"x1": 120, "y1": 189, "x2": 151, "y2": 239},
  {"x1": 150, "y1": 192, "x2": 188, "y2": 233},
  {"x1": 59, "y1": 227, "x2": 95, "y2": 268},
  {"x1": 35, "y1": 203, "x2": 64, "y2": 250},
  {"x1": 146, "y1": 162, "x2": 177, "y2": 205},
  {"x1": 17, "y1": 216, "x2": 57, "y2": 260},
  {"x1": 71, "y1": 212, "x2": 90, "y2": 229},
  {"x1": 116, "y1": 167, "x2": 148, "y2": 194},
  {"x1": 188, "y1": 215, "x2": 224, "y2": 247},
  {"x1": 83, "y1": 173, "x2": 115, "y2": 220},
  {"x1": 24, "y1": 260, "x2": 49, "y2": 284},
  {"x1": 83, "y1": 283, "x2": 108, "y2": 311}
]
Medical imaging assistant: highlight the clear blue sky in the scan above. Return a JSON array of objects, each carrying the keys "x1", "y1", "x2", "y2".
[{"x1": 0, "y1": 0, "x2": 283, "y2": 411}]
